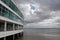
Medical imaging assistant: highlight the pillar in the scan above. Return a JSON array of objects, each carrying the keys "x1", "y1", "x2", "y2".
[
  {"x1": 4, "y1": 21, "x2": 7, "y2": 31},
  {"x1": 13, "y1": 24, "x2": 15, "y2": 40},
  {"x1": 4, "y1": 37, "x2": 6, "y2": 40},
  {"x1": 4, "y1": 21, "x2": 7, "y2": 40},
  {"x1": 13, "y1": 24, "x2": 15, "y2": 30}
]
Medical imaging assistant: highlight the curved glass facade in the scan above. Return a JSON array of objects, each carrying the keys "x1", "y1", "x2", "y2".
[
  {"x1": 1, "y1": 0, "x2": 24, "y2": 18},
  {"x1": 0, "y1": 0, "x2": 23, "y2": 39},
  {"x1": 0, "y1": 4, "x2": 23, "y2": 23}
]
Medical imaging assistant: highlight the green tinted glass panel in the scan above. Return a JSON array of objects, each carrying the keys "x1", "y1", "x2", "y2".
[
  {"x1": 0, "y1": 4, "x2": 23, "y2": 23},
  {"x1": 0, "y1": 22, "x2": 4, "y2": 31},
  {"x1": 1, "y1": 0, "x2": 24, "y2": 18},
  {"x1": 7, "y1": 23, "x2": 13, "y2": 31}
]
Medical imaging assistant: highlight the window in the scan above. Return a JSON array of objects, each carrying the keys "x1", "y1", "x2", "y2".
[
  {"x1": 0, "y1": 4, "x2": 1, "y2": 12},
  {"x1": 1, "y1": 0, "x2": 24, "y2": 18},
  {"x1": 4, "y1": 8, "x2": 9, "y2": 18},
  {"x1": 7, "y1": 23, "x2": 13, "y2": 31},
  {"x1": 19, "y1": 25, "x2": 23, "y2": 30},
  {"x1": 0, "y1": 4, "x2": 23, "y2": 23},
  {"x1": 15, "y1": 24, "x2": 18, "y2": 30},
  {"x1": 0, "y1": 22, "x2": 4, "y2": 31}
]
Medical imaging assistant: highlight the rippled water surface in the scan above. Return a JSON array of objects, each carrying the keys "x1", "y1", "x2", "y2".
[{"x1": 17, "y1": 28, "x2": 60, "y2": 40}]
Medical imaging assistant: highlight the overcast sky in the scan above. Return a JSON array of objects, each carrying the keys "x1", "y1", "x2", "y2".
[{"x1": 13, "y1": 0, "x2": 60, "y2": 28}]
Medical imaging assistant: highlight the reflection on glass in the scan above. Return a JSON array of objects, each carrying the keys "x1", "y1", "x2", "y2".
[
  {"x1": 19, "y1": 25, "x2": 23, "y2": 30},
  {"x1": 0, "y1": 22, "x2": 4, "y2": 31},
  {"x1": 15, "y1": 24, "x2": 18, "y2": 30},
  {"x1": 7, "y1": 23, "x2": 13, "y2": 31},
  {"x1": 0, "y1": 4, "x2": 23, "y2": 23}
]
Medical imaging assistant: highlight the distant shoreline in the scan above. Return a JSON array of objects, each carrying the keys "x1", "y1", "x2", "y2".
[{"x1": 24, "y1": 28, "x2": 60, "y2": 29}]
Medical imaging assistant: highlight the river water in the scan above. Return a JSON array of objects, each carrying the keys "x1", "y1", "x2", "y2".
[{"x1": 17, "y1": 28, "x2": 60, "y2": 40}]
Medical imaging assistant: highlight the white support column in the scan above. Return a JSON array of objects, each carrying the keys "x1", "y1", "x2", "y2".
[
  {"x1": 13, "y1": 24, "x2": 15, "y2": 40},
  {"x1": 4, "y1": 21, "x2": 7, "y2": 40},
  {"x1": 4, "y1": 21, "x2": 7, "y2": 31},
  {"x1": 4, "y1": 37, "x2": 6, "y2": 40},
  {"x1": 13, "y1": 35, "x2": 15, "y2": 40},
  {"x1": 18, "y1": 25, "x2": 19, "y2": 30},
  {"x1": 13, "y1": 24, "x2": 15, "y2": 30},
  {"x1": 18, "y1": 25, "x2": 20, "y2": 38}
]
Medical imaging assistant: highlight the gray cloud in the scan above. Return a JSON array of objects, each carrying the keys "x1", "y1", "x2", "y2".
[
  {"x1": 34, "y1": 0, "x2": 60, "y2": 11},
  {"x1": 13, "y1": 0, "x2": 60, "y2": 28},
  {"x1": 35, "y1": 11, "x2": 51, "y2": 20},
  {"x1": 48, "y1": 0, "x2": 60, "y2": 11},
  {"x1": 14, "y1": 0, "x2": 60, "y2": 11}
]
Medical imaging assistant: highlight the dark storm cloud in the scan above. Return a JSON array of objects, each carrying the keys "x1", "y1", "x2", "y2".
[
  {"x1": 48, "y1": 0, "x2": 60, "y2": 11},
  {"x1": 34, "y1": 0, "x2": 60, "y2": 11},
  {"x1": 35, "y1": 11, "x2": 51, "y2": 20},
  {"x1": 24, "y1": 11, "x2": 51, "y2": 23}
]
